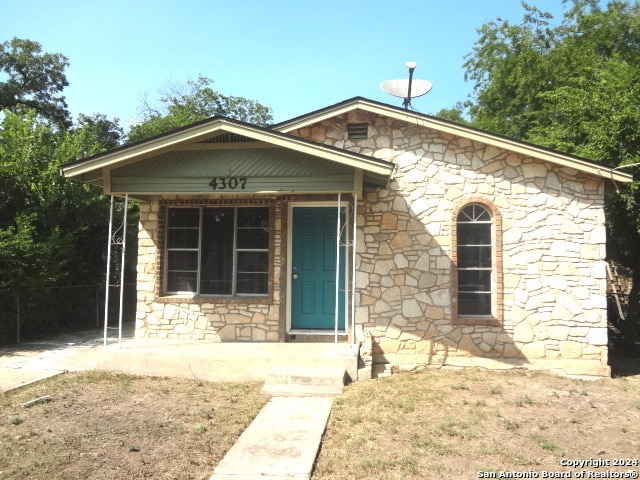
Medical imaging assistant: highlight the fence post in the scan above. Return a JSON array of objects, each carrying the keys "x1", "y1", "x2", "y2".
[
  {"x1": 16, "y1": 292, "x2": 20, "y2": 344},
  {"x1": 96, "y1": 286, "x2": 100, "y2": 330}
]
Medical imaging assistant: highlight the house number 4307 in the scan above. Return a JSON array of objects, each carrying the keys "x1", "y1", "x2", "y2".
[{"x1": 209, "y1": 177, "x2": 247, "y2": 190}]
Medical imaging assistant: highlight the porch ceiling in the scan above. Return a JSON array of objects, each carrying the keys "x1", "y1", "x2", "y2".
[{"x1": 107, "y1": 146, "x2": 370, "y2": 196}]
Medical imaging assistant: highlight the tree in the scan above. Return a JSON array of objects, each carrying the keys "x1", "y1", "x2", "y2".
[
  {"x1": 461, "y1": 0, "x2": 640, "y2": 351},
  {"x1": 0, "y1": 37, "x2": 131, "y2": 343},
  {"x1": 74, "y1": 113, "x2": 123, "y2": 154},
  {"x1": 0, "y1": 110, "x2": 115, "y2": 289},
  {"x1": 0, "y1": 108, "x2": 126, "y2": 342},
  {"x1": 0, "y1": 38, "x2": 70, "y2": 127},
  {"x1": 127, "y1": 76, "x2": 273, "y2": 143}
]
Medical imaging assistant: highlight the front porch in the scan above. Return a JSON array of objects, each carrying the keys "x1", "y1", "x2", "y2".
[
  {"x1": 97, "y1": 335, "x2": 360, "y2": 383},
  {"x1": 0, "y1": 323, "x2": 362, "y2": 392}
]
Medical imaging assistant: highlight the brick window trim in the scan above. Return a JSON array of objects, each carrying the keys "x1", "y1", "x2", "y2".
[
  {"x1": 155, "y1": 199, "x2": 275, "y2": 304},
  {"x1": 154, "y1": 295, "x2": 271, "y2": 306},
  {"x1": 451, "y1": 197, "x2": 503, "y2": 326}
]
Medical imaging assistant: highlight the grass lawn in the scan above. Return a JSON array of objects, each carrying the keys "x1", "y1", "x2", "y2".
[
  {"x1": 313, "y1": 367, "x2": 640, "y2": 479},
  {"x1": 1, "y1": 365, "x2": 639, "y2": 479}
]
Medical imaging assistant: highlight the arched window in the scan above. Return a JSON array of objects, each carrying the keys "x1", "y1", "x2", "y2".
[{"x1": 456, "y1": 204, "x2": 492, "y2": 316}]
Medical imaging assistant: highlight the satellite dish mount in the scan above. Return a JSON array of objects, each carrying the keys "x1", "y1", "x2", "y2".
[
  {"x1": 381, "y1": 62, "x2": 432, "y2": 110},
  {"x1": 404, "y1": 62, "x2": 417, "y2": 109}
]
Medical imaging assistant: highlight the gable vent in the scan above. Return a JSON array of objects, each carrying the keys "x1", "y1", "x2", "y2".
[{"x1": 348, "y1": 123, "x2": 369, "y2": 140}]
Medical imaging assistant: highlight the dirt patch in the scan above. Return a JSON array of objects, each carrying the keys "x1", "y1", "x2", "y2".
[
  {"x1": 314, "y1": 366, "x2": 640, "y2": 479},
  {"x1": 0, "y1": 371, "x2": 267, "y2": 479},
  {"x1": 1, "y1": 363, "x2": 639, "y2": 480}
]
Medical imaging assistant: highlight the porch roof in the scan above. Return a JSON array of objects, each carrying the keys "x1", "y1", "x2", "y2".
[{"x1": 60, "y1": 116, "x2": 395, "y2": 199}]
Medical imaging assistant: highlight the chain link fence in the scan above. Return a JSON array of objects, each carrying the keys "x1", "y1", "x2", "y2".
[{"x1": 0, "y1": 283, "x2": 136, "y2": 346}]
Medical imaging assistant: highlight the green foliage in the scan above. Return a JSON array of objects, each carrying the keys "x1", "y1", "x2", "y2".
[
  {"x1": 433, "y1": 104, "x2": 471, "y2": 124},
  {"x1": 462, "y1": 0, "x2": 640, "y2": 350},
  {"x1": 0, "y1": 38, "x2": 70, "y2": 127},
  {"x1": 0, "y1": 110, "x2": 113, "y2": 290},
  {"x1": 74, "y1": 113, "x2": 124, "y2": 153},
  {"x1": 0, "y1": 213, "x2": 71, "y2": 289},
  {"x1": 463, "y1": 2, "x2": 557, "y2": 139},
  {"x1": 0, "y1": 108, "x2": 127, "y2": 343},
  {"x1": 0, "y1": 37, "x2": 122, "y2": 342},
  {"x1": 464, "y1": 0, "x2": 640, "y2": 161},
  {"x1": 127, "y1": 76, "x2": 273, "y2": 143}
]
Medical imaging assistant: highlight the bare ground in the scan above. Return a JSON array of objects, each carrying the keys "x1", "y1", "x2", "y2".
[
  {"x1": 0, "y1": 356, "x2": 639, "y2": 480},
  {"x1": 314, "y1": 356, "x2": 640, "y2": 479},
  {"x1": 0, "y1": 372, "x2": 267, "y2": 479}
]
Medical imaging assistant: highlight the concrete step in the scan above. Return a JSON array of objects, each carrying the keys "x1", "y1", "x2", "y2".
[
  {"x1": 261, "y1": 367, "x2": 346, "y2": 397},
  {"x1": 372, "y1": 363, "x2": 393, "y2": 379},
  {"x1": 286, "y1": 333, "x2": 349, "y2": 343}
]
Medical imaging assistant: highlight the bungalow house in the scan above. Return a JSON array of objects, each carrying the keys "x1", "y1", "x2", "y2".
[{"x1": 60, "y1": 97, "x2": 633, "y2": 378}]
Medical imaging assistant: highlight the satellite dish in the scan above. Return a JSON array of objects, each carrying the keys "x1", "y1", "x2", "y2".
[
  {"x1": 380, "y1": 62, "x2": 432, "y2": 109},
  {"x1": 380, "y1": 79, "x2": 433, "y2": 99}
]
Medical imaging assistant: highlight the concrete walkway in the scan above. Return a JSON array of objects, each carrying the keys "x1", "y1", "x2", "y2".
[
  {"x1": 211, "y1": 396, "x2": 334, "y2": 480},
  {"x1": 0, "y1": 329, "x2": 107, "y2": 392}
]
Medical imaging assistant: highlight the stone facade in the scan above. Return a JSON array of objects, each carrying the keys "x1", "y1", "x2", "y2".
[
  {"x1": 135, "y1": 197, "x2": 285, "y2": 342},
  {"x1": 133, "y1": 107, "x2": 611, "y2": 377},
  {"x1": 289, "y1": 110, "x2": 610, "y2": 376}
]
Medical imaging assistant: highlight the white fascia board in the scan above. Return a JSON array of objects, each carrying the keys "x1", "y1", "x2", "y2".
[
  {"x1": 220, "y1": 123, "x2": 394, "y2": 177},
  {"x1": 277, "y1": 99, "x2": 634, "y2": 184},
  {"x1": 61, "y1": 118, "x2": 394, "y2": 179}
]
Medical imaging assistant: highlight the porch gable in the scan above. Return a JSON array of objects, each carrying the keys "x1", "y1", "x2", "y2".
[{"x1": 60, "y1": 117, "x2": 393, "y2": 199}]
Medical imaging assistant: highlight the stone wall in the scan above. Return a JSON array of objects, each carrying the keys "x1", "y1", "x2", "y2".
[
  {"x1": 290, "y1": 110, "x2": 610, "y2": 376},
  {"x1": 135, "y1": 196, "x2": 284, "y2": 341},
  {"x1": 131, "y1": 109, "x2": 611, "y2": 376}
]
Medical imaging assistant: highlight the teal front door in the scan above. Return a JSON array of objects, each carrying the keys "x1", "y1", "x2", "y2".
[{"x1": 291, "y1": 206, "x2": 346, "y2": 330}]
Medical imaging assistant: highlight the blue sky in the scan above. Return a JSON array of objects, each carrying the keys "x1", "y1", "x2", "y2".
[{"x1": 3, "y1": 1, "x2": 572, "y2": 126}]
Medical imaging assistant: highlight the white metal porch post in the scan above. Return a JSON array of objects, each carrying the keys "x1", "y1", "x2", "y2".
[
  {"x1": 103, "y1": 195, "x2": 114, "y2": 347},
  {"x1": 334, "y1": 193, "x2": 341, "y2": 344},
  {"x1": 117, "y1": 194, "x2": 128, "y2": 348},
  {"x1": 351, "y1": 192, "x2": 357, "y2": 345},
  {"x1": 102, "y1": 194, "x2": 128, "y2": 348}
]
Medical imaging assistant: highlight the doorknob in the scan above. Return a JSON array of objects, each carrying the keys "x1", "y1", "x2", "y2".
[{"x1": 293, "y1": 274, "x2": 298, "y2": 280}]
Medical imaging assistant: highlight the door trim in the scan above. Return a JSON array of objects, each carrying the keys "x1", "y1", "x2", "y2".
[{"x1": 286, "y1": 201, "x2": 349, "y2": 334}]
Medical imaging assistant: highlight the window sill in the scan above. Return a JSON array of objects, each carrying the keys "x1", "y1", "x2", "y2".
[
  {"x1": 156, "y1": 295, "x2": 270, "y2": 305},
  {"x1": 452, "y1": 317, "x2": 501, "y2": 327}
]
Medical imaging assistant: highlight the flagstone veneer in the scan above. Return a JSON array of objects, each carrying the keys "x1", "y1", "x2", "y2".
[
  {"x1": 135, "y1": 197, "x2": 285, "y2": 342},
  {"x1": 290, "y1": 110, "x2": 610, "y2": 377},
  {"x1": 133, "y1": 108, "x2": 611, "y2": 377}
]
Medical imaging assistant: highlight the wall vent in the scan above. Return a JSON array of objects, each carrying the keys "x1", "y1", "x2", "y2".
[{"x1": 348, "y1": 123, "x2": 369, "y2": 140}]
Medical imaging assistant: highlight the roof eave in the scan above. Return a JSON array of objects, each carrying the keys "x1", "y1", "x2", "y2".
[
  {"x1": 275, "y1": 98, "x2": 634, "y2": 184},
  {"x1": 60, "y1": 116, "x2": 395, "y2": 180},
  {"x1": 61, "y1": 118, "x2": 230, "y2": 178}
]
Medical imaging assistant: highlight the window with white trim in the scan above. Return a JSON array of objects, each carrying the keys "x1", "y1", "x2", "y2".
[
  {"x1": 165, "y1": 207, "x2": 269, "y2": 296},
  {"x1": 456, "y1": 204, "x2": 492, "y2": 316}
]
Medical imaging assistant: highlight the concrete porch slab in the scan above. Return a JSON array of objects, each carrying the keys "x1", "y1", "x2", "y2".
[
  {"x1": 97, "y1": 339, "x2": 359, "y2": 383},
  {"x1": 0, "y1": 327, "x2": 359, "y2": 390}
]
